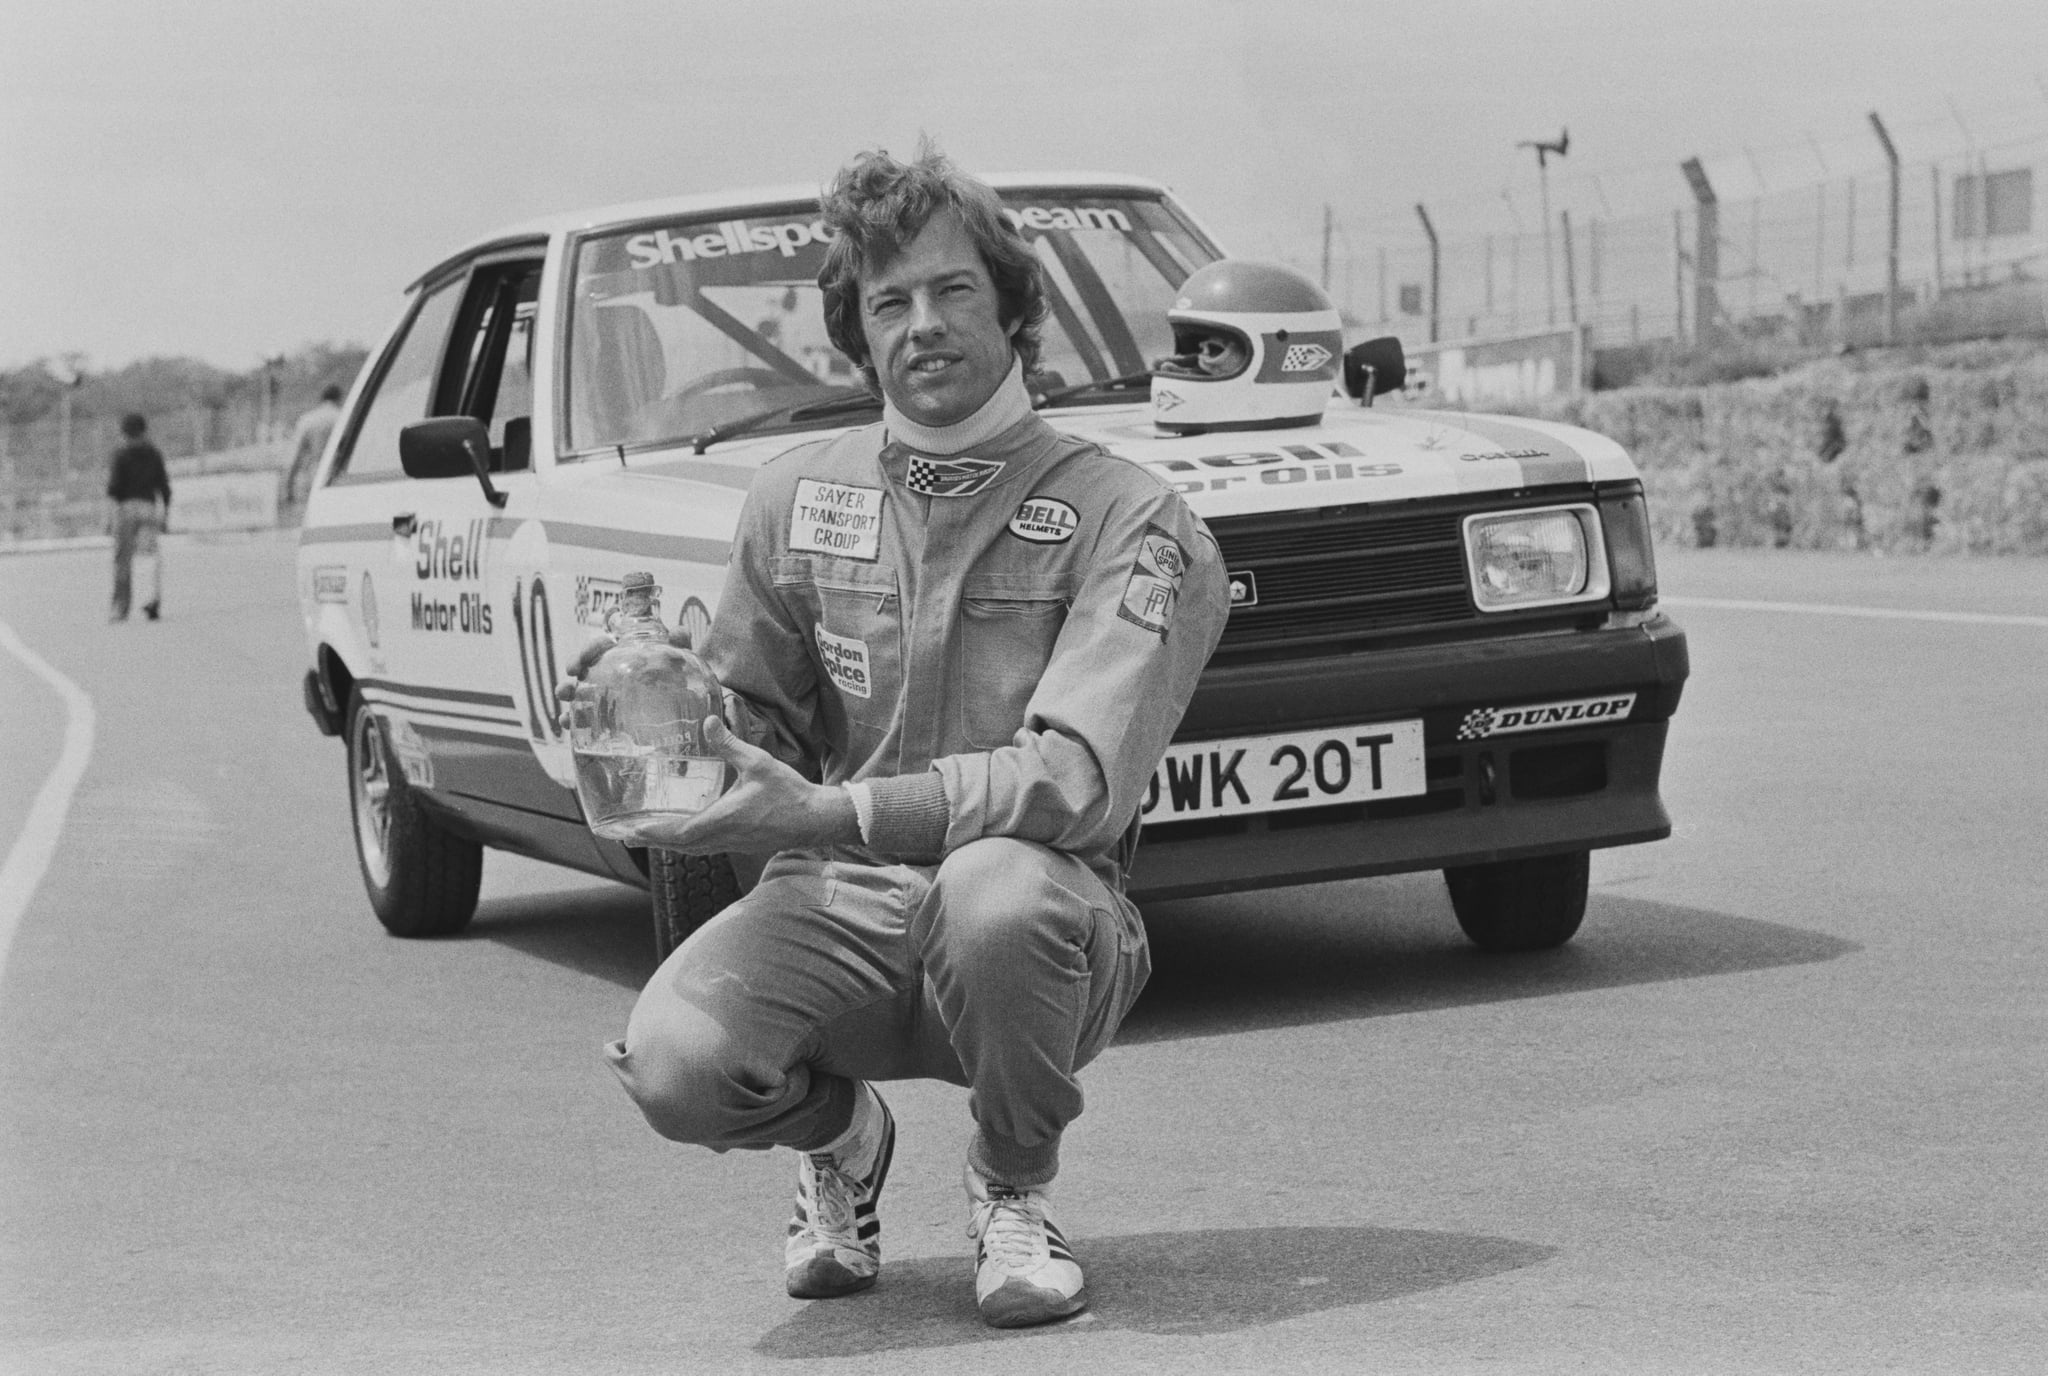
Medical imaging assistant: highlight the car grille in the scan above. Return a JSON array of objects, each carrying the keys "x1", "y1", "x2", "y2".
[{"x1": 1208, "y1": 493, "x2": 1601, "y2": 658}]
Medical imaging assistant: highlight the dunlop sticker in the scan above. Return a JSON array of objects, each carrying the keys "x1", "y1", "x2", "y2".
[{"x1": 1457, "y1": 693, "x2": 1636, "y2": 741}]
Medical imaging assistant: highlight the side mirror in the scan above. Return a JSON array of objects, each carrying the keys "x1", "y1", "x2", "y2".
[
  {"x1": 399, "y1": 416, "x2": 507, "y2": 507},
  {"x1": 1342, "y1": 337, "x2": 1408, "y2": 406}
]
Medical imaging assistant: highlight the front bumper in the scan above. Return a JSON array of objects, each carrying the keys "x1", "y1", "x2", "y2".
[{"x1": 1127, "y1": 612, "x2": 1689, "y2": 901}]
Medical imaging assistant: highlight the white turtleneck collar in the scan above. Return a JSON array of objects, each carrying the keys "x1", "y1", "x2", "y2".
[{"x1": 883, "y1": 356, "x2": 1032, "y2": 456}]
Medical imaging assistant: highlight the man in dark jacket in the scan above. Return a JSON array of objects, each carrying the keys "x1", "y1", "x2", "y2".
[{"x1": 105, "y1": 412, "x2": 171, "y2": 621}]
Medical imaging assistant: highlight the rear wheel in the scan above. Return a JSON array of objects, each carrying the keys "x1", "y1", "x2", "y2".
[
  {"x1": 648, "y1": 848, "x2": 739, "y2": 961},
  {"x1": 347, "y1": 691, "x2": 482, "y2": 937},
  {"x1": 1444, "y1": 850, "x2": 1589, "y2": 952}
]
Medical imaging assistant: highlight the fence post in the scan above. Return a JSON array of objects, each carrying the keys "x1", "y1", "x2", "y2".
[
  {"x1": 1868, "y1": 111, "x2": 1901, "y2": 345},
  {"x1": 1929, "y1": 164, "x2": 1945, "y2": 300},
  {"x1": 1673, "y1": 209, "x2": 1688, "y2": 345},
  {"x1": 1814, "y1": 183, "x2": 1826, "y2": 301},
  {"x1": 1414, "y1": 203, "x2": 1441, "y2": 343},
  {"x1": 1681, "y1": 157, "x2": 1720, "y2": 346},
  {"x1": 1561, "y1": 209, "x2": 1580, "y2": 326}
]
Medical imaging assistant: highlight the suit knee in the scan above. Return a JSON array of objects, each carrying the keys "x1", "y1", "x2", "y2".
[{"x1": 604, "y1": 1003, "x2": 778, "y2": 1146}]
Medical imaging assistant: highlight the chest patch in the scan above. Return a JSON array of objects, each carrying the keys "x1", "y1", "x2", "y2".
[
  {"x1": 790, "y1": 479, "x2": 884, "y2": 561},
  {"x1": 1119, "y1": 525, "x2": 1187, "y2": 639},
  {"x1": 905, "y1": 454, "x2": 1005, "y2": 497},
  {"x1": 1008, "y1": 496, "x2": 1079, "y2": 544},
  {"x1": 814, "y1": 624, "x2": 873, "y2": 699}
]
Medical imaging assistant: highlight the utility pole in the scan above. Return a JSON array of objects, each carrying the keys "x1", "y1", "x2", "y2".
[
  {"x1": 1868, "y1": 110, "x2": 1901, "y2": 345},
  {"x1": 1415, "y1": 203, "x2": 1440, "y2": 343},
  {"x1": 1518, "y1": 128, "x2": 1569, "y2": 327}
]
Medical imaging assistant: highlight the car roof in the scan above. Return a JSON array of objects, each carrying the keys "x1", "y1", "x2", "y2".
[{"x1": 416, "y1": 172, "x2": 1176, "y2": 282}]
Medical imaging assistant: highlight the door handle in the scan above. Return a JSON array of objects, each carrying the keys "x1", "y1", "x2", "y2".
[{"x1": 391, "y1": 512, "x2": 417, "y2": 537}]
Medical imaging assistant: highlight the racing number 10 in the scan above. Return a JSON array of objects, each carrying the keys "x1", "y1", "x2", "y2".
[
  {"x1": 511, "y1": 575, "x2": 563, "y2": 742},
  {"x1": 1272, "y1": 733, "x2": 1395, "y2": 801}
]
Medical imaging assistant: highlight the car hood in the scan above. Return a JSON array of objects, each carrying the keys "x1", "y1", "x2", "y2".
[
  {"x1": 630, "y1": 401, "x2": 1637, "y2": 521},
  {"x1": 1053, "y1": 402, "x2": 1638, "y2": 520}
]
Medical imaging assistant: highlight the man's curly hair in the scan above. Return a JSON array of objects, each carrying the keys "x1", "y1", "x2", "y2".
[{"x1": 817, "y1": 141, "x2": 1047, "y2": 392}]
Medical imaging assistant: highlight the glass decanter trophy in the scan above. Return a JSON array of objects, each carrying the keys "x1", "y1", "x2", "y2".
[{"x1": 568, "y1": 572, "x2": 728, "y2": 842}]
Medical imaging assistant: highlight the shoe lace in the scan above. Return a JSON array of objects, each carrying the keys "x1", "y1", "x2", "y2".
[
  {"x1": 803, "y1": 1154, "x2": 862, "y2": 1244},
  {"x1": 968, "y1": 1189, "x2": 1049, "y2": 1272}
]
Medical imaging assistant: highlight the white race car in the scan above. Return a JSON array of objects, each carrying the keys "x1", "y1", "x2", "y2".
[{"x1": 296, "y1": 175, "x2": 1688, "y2": 958}]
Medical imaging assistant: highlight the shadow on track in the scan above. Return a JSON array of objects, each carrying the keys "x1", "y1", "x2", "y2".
[
  {"x1": 469, "y1": 870, "x2": 1857, "y2": 1046},
  {"x1": 752, "y1": 1224, "x2": 1554, "y2": 1357},
  {"x1": 1123, "y1": 871, "x2": 1858, "y2": 1045},
  {"x1": 467, "y1": 883, "x2": 654, "y2": 988}
]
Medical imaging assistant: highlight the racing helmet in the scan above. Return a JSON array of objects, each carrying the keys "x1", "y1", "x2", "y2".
[{"x1": 1151, "y1": 260, "x2": 1344, "y2": 433}]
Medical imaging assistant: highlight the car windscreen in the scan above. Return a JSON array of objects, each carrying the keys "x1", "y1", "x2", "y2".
[{"x1": 562, "y1": 191, "x2": 1217, "y2": 457}]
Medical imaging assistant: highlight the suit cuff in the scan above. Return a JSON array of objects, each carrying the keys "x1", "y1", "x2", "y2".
[{"x1": 863, "y1": 771, "x2": 951, "y2": 859}]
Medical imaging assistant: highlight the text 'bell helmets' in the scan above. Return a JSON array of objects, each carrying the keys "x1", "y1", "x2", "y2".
[{"x1": 1150, "y1": 260, "x2": 1345, "y2": 434}]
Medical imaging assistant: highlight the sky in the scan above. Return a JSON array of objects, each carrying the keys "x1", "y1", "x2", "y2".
[{"x1": 4, "y1": 0, "x2": 2045, "y2": 371}]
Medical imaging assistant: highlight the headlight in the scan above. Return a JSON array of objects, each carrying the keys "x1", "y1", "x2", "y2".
[{"x1": 1463, "y1": 505, "x2": 1611, "y2": 612}]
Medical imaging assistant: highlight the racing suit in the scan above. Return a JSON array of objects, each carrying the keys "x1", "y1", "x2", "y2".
[{"x1": 606, "y1": 364, "x2": 1228, "y2": 1186}]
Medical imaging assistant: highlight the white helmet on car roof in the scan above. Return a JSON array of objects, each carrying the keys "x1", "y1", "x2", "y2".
[{"x1": 1151, "y1": 260, "x2": 1344, "y2": 433}]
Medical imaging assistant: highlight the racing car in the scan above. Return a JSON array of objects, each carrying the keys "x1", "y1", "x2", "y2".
[{"x1": 295, "y1": 174, "x2": 1689, "y2": 958}]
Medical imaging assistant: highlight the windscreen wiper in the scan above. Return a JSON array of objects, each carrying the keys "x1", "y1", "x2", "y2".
[
  {"x1": 689, "y1": 389, "x2": 881, "y2": 454},
  {"x1": 1033, "y1": 370, "x2": 1156, "y2": 408}
]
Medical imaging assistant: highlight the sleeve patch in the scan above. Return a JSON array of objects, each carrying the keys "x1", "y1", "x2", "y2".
[{"x1": 1117, "y1": 524, "x2": 1187, "y2": 638}]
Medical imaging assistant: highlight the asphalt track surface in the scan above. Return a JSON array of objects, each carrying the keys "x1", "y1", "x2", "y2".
[{"x1": 3, "y1": 534, "x2": 2045, "y2": 1374}]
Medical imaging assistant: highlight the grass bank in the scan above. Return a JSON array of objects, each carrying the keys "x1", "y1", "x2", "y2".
[{"x1": 1520, "y1": 339, "x2": 2048, "y2": 555}]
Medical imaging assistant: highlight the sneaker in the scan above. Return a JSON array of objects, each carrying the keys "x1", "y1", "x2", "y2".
[
  {"x1": 142, "y1": 601, "x2": 160, "y2": 621},
  {"x1": 784, "y1": 1086, "x2": 895, "y2": 1299},
  {"x1": 965, "y1": 1165, "x2": 1087, "y2": 1328}
]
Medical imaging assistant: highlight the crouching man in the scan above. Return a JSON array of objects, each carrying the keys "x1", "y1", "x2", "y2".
[{"x1": 597, "y1": 144, "x2": 1226, "y2": 1327}]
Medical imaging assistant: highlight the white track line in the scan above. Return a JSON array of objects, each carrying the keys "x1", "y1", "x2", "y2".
[
  {"x1": 1661, "y1": 595, "x2": 2048, "y2": 629},
  {"x1": 0, "y1": 617, "x2": 96, "y2": 990}
]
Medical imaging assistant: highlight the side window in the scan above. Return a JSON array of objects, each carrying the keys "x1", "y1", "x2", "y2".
[
  {"x1": 330, "y1": 278, "x2": 464, "y2": 481},
  {"x1": 441, "y1": 261, "x2": 544, "y2": 472}
]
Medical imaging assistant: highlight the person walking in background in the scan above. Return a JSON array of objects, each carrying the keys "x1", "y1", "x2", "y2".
[
  {"x1": 105, "y1": 412, "x2": 171, "y2": 621},
  {"x1": 283, "y1": 384, "x2": 343, "y2": 510}
]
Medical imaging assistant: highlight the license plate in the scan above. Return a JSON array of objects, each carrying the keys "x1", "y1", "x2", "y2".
[{"x1": 1141, "y1": 720, "x2": 1426, "y2": 823}]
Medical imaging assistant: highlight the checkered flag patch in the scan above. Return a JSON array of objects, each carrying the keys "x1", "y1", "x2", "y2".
[
  {"x1": 905, "y1": 455, "x2": 1005, "y2": 497},
  {"x1": 1281, "y1": 343, "x2": 1333, "y2": 373},
  {"x1": 1457, "y1": 708, "x2": 1497, "y2": 741}
]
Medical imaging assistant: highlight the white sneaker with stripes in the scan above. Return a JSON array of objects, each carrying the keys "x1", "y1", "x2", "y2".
[
  {"x1": 784, "y1": 1088, "x2": 895, "y2": 1299},
  {"x1": 965, "y1": 1165, "x2": 1087, "y2": 1327}
]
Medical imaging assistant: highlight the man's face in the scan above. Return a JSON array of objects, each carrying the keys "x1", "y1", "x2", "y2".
[{"x1": 859, "y1": 209, "x2": 1018, "y2": 428}]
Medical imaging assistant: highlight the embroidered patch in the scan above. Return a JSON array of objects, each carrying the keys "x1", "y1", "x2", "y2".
[
  {"x1": 1457, "y1": 693, "x2": 1636, "y2": 741},
  {"x1": 814, "y1": 624, "x2": 873, "y2": 699},
  {"x1": 905, "y1": 454, "x2": 1005, "y2": 497},
  {"x1": 790, "y1": 479, "x2": 883, "y2": 561},
  {"x1": 1118, "y1": 525, "x2": 1187, "y2": 638},
  {"x1": 1008, "y1": 496, "x2": 1079, "y2": 544}
]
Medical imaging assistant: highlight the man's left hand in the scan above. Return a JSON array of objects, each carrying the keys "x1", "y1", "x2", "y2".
[{"x1": 633, "y1": 716, "x2": 858, "y2": 854}]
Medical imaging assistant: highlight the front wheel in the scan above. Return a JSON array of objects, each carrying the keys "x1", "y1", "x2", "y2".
[
  {"x1": 648, "y1": 849, "x2": 739, "y2": 961},
  {"x1": 1443, "y1": 850, "x2": 1589, "y2": 952},
  {"x1": 347, "y1": 691, "x2": 482, "y2": 937}
]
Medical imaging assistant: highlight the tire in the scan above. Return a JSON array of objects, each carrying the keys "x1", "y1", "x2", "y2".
[
  {"x1": 648, "y1": 848, "x2": 739, "y2": 961},
  {"x1": 346, "y1": 691, "x2": 482, "y2": 937},
  {"x1": 1444, "y1": 850, "x2": 1590, "y2": 952}
]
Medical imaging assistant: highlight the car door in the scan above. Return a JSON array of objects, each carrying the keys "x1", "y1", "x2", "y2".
[{"x1": 319, "y1": 250, "x2": 551, "y2": 802}]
